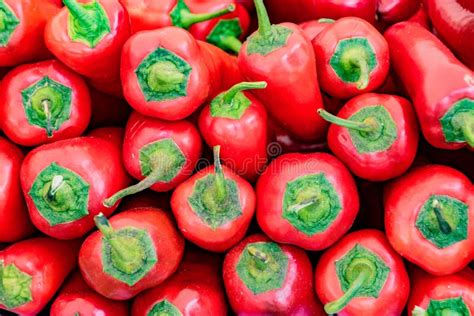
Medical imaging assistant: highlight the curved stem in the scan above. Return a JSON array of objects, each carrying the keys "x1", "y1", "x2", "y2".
[
  {"x1": 219, "y1": 36, "x2": 243, "y2": 54},
  {"x1": 180, "y1": 4, "x2": 235, "y2": 29},
  {"x1": 47, "y1": 175, "x2": 64, "y2": 200},
  {"x1": 254, "y1": 0, "x2": 272, "y2": 37},
  {"x1": 63, "y1": 0, "x2": 96, "y2": 31},
  {"x1": 324, "y1": 270, "x2": 369, "y2": 314},
  {"x1": 317, "y1": 109, "x2": 373, "y2": 132},
  {"x1": 432, "y1": 199, "x2": 452, "y2": 234},
  {"x1": 42, "y1": 100, "x2": 54, "y2": 137},
  {"x1": 213, "y1": 146, "x2": 227, "y2": 201},
  {"x1": 222, "y1": 81, "x2": 267, "y2": 104},
  {"x1": 351, "y1": 55, "x2": 370, "y2": 90}
]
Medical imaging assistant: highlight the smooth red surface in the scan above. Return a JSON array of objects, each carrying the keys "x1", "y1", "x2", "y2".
[
  {"x1": 87, "y1": 126, "x2": 124, "y2": 148},
  {"x1": 407, "y1": 5, "x2": 431, "y2": 29},
  {"x1": 377, "y1": 0, "x2": 420, "y2": 22},
  {"x1": 300, "y1": 19, "x2": 334, "y2": 41}
]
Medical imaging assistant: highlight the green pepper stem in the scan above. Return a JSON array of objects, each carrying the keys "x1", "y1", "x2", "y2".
[
  {"x1": 247, "y1": 245, "x2": 269, "y2": 270},
  {"x1": 254, "y1": 0, "x2": 272, "y2": 37},
  {"x1": 213, "y1": 146, "x2": 227, "y2": 201},
  {"x1": 63, "y1": 0, "x2": 96, "y2": 32},
  {"x1": 317, "y1": 109, "x2": 374, "y2": 132},
  {"x1": 288, "y1": 198, "x2": 318, "y2": 213},
  {"x1": 351, "y1": 54, "x2": 370, "y2": 90},
  {"x1": 0, "y1": 11, "x2": 6, "y2": 32},
  {"x1": 412, "y1": 306, "x2": 429, "y2": 316},
  {"x1": 74, "y1": 312, "x2": 80, "y2": 316},
  {"x1": 219, "y1": 36, "x2": 243, "y2": 54},
  {"x1": 318, "y1": 18, "x2": 335, "y2": 23},
  {"x1": 47, "y1": 175, "x2": 65, "y2": 200},
  {"x1": 42, "y1": 100, "x2": 54, "y2": 137},
  {"x1": 222, "y1": 81, "x2": 267, "y2": 104},
  {"x1": 432, "y1": 199, "x2": 452, "y2": 234},
  {"x1": 94, "y1": 213, "x2": 132, "y2": 262},
  {"x1": 457, "y1": 112, "x2": 474, "y2": 147},
  {"x1": 179, "y1": 4, "x2": 235, "y2": 29},
  {"x1": 324, "y1": 270, "x2": 369, "y2": 314}
]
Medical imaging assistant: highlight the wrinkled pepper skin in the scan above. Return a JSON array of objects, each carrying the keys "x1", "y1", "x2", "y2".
[
  {"x1": 0, "y1": 238, "x2": 80, "y2": 315},
  {"x1": 315, "y1": 229, "x2": 410, "y2": 316},
  {"x1": 0, "y1": 60, "x2": 91, "y2": 147},
  {"x1": 408, "y1": 267, "x2": 474, "y2": 315},
  {"x1": 425, "y1": 0, "x2": 474, "y2": 70},
  {"x1": 0, "y1": 137, "x2": 35, "y2": 242},
  {"x1": 385, "y1": 22, "x2": 474, "y2": 150},
  {"x1": 313, "y1": 17, "x2": 390, "y2": 99},
  {"x1": 121, "y1": 27, "x2": 240, "y2": 121},
  {"x1": 384, "y1": 165, "x2": 474, "y2": 275},
  {"x1": 223, "y1": 234, "x2": 325, "y2": 315},
  {"x1": 256, "y1": 152, "x2": 359, "y2": 251},
  {"x1": 20, "y1": 137, "x2": 131, "y2": 239},
  {"x1": 79, "y1": 208, "x2": 185, "y2": 300},
  {"x1": 0, "y1": 0, "x2": 61, "y2": 66},
  {"x1": 377, "y1": 0, "x2": 421, "y2": 23}
]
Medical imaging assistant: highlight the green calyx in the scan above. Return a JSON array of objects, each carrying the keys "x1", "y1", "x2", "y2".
[
  {"x1": 0, "y1": 260, "x2": 33, "y2": 309},
  {"x1": 136, "y1": 47, "x2": 192, "y2": 102},
  {"x1": 207, "y1": 18, "x2": 243, "y2": 54},
  {"x1": 416, "y1": 195, "x2": 468, "y2": 249},
  {"x1": 330, "y1": 37, "x2": 377, "y2": 90},
  {"x1": 29, "y1": 163, "x2": 90, "y2": 226},
  {"x1": 413, "y1": 297, "x2": 470, "y2": 316},
  {"x1": 440, "y1": 98, "x2": 474, "y2": 147},
  {"x1": 318, "y1": 106, "x2": 398, "y2": 154},
  {"x1": 246, "y1": 0, "x2": 293, "y2": 56},
  {"x1": 95, "y1": 213, "x2": 157, "y2": 286},
  {"x1": 21, "y1": 76, "x2": 73, "y2": 137},
  {"x1": 170, "y1": 0, "x2": 235, "y2": 29},
  {"x1": 188, "y1": 146, "x2": 242, "y2": 229},
  {"x1": 0, "y1": 1, "x2": 19, "y2": 47},
  {"x1": 236, "y1": 242, "x2": 288, "y2": 295},
  {"x1": 148, "y1": 300, "x2": 182, "y2": 316},
  {"x1": 210, "y1": 81, "x2": 267, "y2": 119},
  {"x1": 325, "y1": 244, "x2": 390, "y2": 314},
  {"x1": 282, "y1": 173, "x2": 342, "y2": 236},
  {"x1": 104, "y1": 138, "x2": 186, "y2": 208},
  {"x1": 64, "y1": 0, "x2": 111, "y2": 48}
]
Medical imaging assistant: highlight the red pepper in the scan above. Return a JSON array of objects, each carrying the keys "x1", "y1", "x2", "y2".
[
  {"x1": 121, "y1": 26, "x2": 240, "y2": 121},
  {"x1": 79, "y1": 208, "x2": 185, "y2": 300},
  {"x1": 0, "y1": 60, "x2": 91, "y2": 147},
  {"x1": 385, "y1": 22, "x2": 474, "y2": 150},
  {"x1": 425, "y1": 0, "x2": 474, "y2": 70},
  {"x1": 51, "y1": 271, "x2": 129, "y2": 316},
  {"x1": 238, "y1": 0, "x2": 327, "y2": 142},
  {"x1": 171, "y1": 146, "x2": 255, "y2": 252},
  {"x1": 132, "y1": 250, "x2": 227, "y2": 315},
  {"x1": 20, "y1": 136, "x2": 131, "y2": 239},
  {"x1": 407, "y1": 5, "x2": 431, "y2": 29},
  {"x1": 384, "y1": 164, "x2": 474, "y2": 275},
  {"x1": 87, "y1": 126, "x2": 124, "y2": 147},
  {"x1": 408, "y1": 267, "x2": 474, "y2": 315},
  {"x1": 312, "y1": 17, "x2": 390, "y2": 99},
  {"x1": 377, "y1": 0, "x2": 421, "y2": 23},
  {"x1": 318, "y1": 93, "x2": 419, "y2": 181},
  {"x1": 0, "y1": 237, "x2": 80, "y2": 315},
  {"x1": 315, "y1": 229, "x2": 410, "y2": 315},
  {"x1": 223, "y1": 234, "x2": 325, "y2": 315},
  {"x1": 0, "y1": 0, "x2": 61, "y2": 66},
  {"x1": 299, "y1": 18, "x2": 335, "y2": 41},
  {"x1": 256, "y1": 152, "x2": 359, "y2": 250},
  {"x1": 0, "y1": 137, "x2": 35, "y2": 242},
  {"x1": 198, "y1": 81, "x2": 268, "y2": 181},
  {"x1": 103, "y1": 111, "x2": 202, "y2": 208}
]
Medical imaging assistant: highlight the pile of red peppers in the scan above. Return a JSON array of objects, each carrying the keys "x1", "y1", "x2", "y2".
[{"x1": 0, "y1": 0, "x2": 473, "y2": 315}]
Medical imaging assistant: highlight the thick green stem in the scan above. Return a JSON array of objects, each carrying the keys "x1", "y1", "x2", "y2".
[
  {"x1": 454, "y1": 112, "x2": 474, "y2": 147},
  {"x1": 222, "y1": 81, "x2": 267, "y2": 104},
  {"x1": 219, "y1": 36, "x2": 243, "y2": 54},
  {"x1": 42, "y1": 100, "x2": 54, "y2": 137},
  {"x1": 247, "y1": 245, "x2": 269, "y2": 271},
  {"x1": 94, "y1": 213, "x2": 132, "y2": 262},
  {"x1": 213, "y1": 145, "x2": 226, "y2": 201},
  {"x1": 47, "y1": 175, "x2": 64, "y2": 200},
  {"x1": 147, "y1": 61, "x2": 186, "y2": 93},
  {"x1": 318, "y1": 109, "x2": 374, "y2": 132},
  {"x1": 180, "y1": 4, "x2": 235, "y2": 29},
  {"x1": 412, "y1": 306, "x2": 429, "y2": 316},
  {"x1": 254, "y1": 0, "x2": 272, "y2": 37},
  {"x1": 324, "y1": 270, "x2": 369, "y2": 314},
  {"x1": 432, "y1": 199, "x2": 452, "y2": 234},
  {"x1": 349, "y1": 54, "x2": 370, "y2": 90},
  {"x1": 63, "y1": 0, "x2": 96, "y2": 31}
]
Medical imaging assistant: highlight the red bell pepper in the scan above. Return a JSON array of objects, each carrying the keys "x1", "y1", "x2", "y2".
[
  {"x1": 0, "y1": 237, "x2": 80, "y2": 315},
  {"x1": 0, "y1": 60, "x2": 91, "y2": 147},
  {"x1": 256, "y1": 152, "x2": 359, "y2": 251},
  {"x1": 171, "y1": 146, "x2": 255, "y2": 252},
  {"x1": 20, "y1": 136, "x2": 131, "y2": 239},
  {"x1": 408, "y1": 267, "x2": 474, "y2": 315},
  {"x1": 132, "y1": 250, "x2": 227, "y2": 315},
  {"x1": 0, "y1": 137, "x2": 35, "y2": 242},
  {"x1": 223, "y1": 234, "x2": 325, "y2": 315},
  {"x1": 121, "y1": 26, "x2": 240, "y2": 121},
  {"x1": 425, "y1": 0, "x2": 474, "y2": 70},
  {"x1": 300, "y1": 18, "x2": 334, "y2": 41},
  {"x1": 318, "y1": 93, "x2": 419, "y2": 181},
  {"x1": 79, "y1": 208, "x2": 185, "y2": 300},
  {"x1": 377, "y1": 0, "x2": 421, "y2": 23},
  {"x1": 315, "y1": 229, "x2": 410, "y2": 315},
  {"x1": 198, "y1": 81, "x2": 268, "y2": 181},
  {"x1": 87, "y1": 126, "x2": 124, "y2": 147},
  {"x1": 384, "y1": 164, "x2": 474, "y2": 275},
  {"x1": 385, "y1": 22, "x2": 474, "y2": 150},
  {"x1": 0, "y1": 0, "x2": 61, "y2": 66},
  {"x1": 238, "y1": 0, "x2": 327, "y2": 142},
  {"x1": 312, "y1": 17, "x2": 390, "y2": 99},
  {"x1": 103, "y1": 111, "x2": 202, "y2": 207}
]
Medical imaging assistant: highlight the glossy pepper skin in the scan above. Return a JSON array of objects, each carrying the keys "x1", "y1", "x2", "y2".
[
  {"x1": 171, "y1": 146, "x2": 256, "y2": 252},
  {"x1": 313, "y1": 17, "x2": 390, "y2": 99},
  {"x1": 256, "y1": 152, "x2": 359, "y2": 251},
  {"x1": 299, "y1": 18, "x2": 335, "y2": 41},
  {"x1": 0, "y1": 137, "x2": 35, "y2": 242},
  {"x1": 425, "y1": 0, "x2": 474, "y2": 70},
  {"x1": 0, "y1": 60, "x2": 91, "y2": 147},
  {"x1": 238, "y1": 0, "x2": 327, "y2": 142},
  {"x1": 223, "y1": 234, "x2": 325, "y2": 315},
  {"x1": 385, "y1": 22, "x2": 474, "y2": 150},
  {"x1": 377, "y1": 0, "x2": 421, "y2": 23},
  {"x1": 121, "y1": 27, "x2": 240, "y2": 121},
  {"x1": 20, "y1": 136, "x2": 131, "y2": 239},
  {"x1": 315, "y1": 229, "x2": 410, "y2": 315},
  {"x1": 384, "y1": 165, "x2": 474, "y2": 275},
  {"x1": 0, "y1": 237, "x2": 80, "y2": 315},
  {"x1": 319, "y1": 93, "x2": 419, "y2": 181},
  {"x1": 198, "y1": 81, "x2": 268, "y2": 181},
  {"x1": 132, "y1": 250, "x2": 228, "y2": 316},
  {"x1": 0, "y1": 0, "x2": 61, "y2": 66},
  {"x1": 407, "y1": 5, "x2": 431, "y2": 29},
  {"x1": 79, "y1": 208, "x2": 185, "y2": 300},
  {"x1": 408, "y1": 267, "x2": 474, "y2": 315}
]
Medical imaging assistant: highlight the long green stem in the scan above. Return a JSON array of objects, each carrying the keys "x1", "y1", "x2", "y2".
[
  {"x1": 63, "y1": 0, "x2": 96, "y2": 31},
  {"x1": 222, "y1": 81, "x2": 267, "y2": 104},
  {"x1": 324, "y1": 270, "x2": 369, "y2": 314},
  {"x1": 432, "y1": 199, "x2": 452, "y2": 234},
  {"x1": 254, "y1": 0, "x2": 272, "y2": 37},
  {"x1": 213, "y1": 146, "x2": 227, "y2": 201},
  {"x1": 180, "y1": 4, "x2": 235, "y2": 29},
  {"x1": 318, "y1": 109, "x2": 374, "y2": 132},
  {"x1": 219, "y1": 36, "x2": 243, "y2": 54}
]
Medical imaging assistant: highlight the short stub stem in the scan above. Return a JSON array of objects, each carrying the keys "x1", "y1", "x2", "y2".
[
  {"x1": 432, "y1": 199, "x2": 452, "y2": 234},
  {"x1": 42, "y1": 100, "x2": 54, "y2": 137}
]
